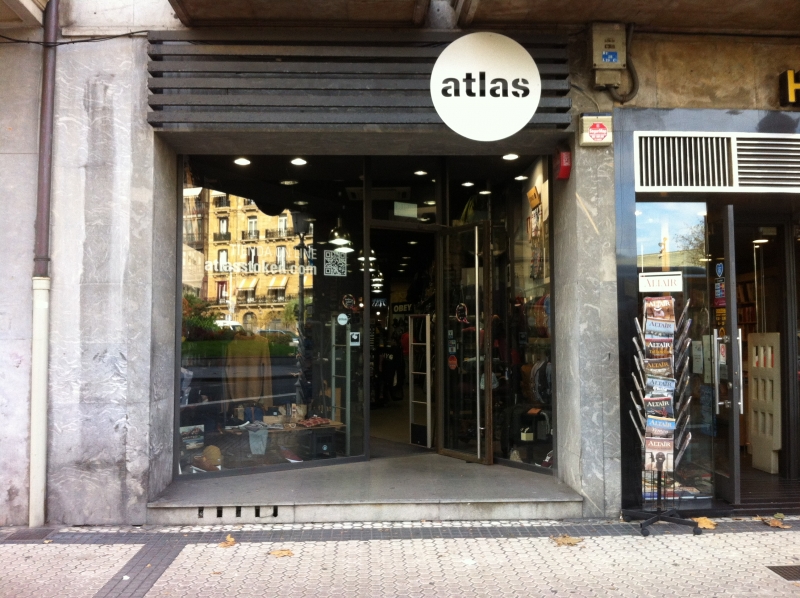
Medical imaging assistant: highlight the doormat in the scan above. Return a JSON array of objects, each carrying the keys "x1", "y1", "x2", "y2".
[
  {"x1": 767, "y1": 566, "x2": 800, "y2": 581},
  {"x1": 4, "y1": 528, "x2": 55, "y2": 541}
]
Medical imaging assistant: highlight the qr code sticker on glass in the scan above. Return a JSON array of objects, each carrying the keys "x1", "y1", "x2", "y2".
[{"x1": 324, "y1": 250, "x2": 347, "y2": 277}]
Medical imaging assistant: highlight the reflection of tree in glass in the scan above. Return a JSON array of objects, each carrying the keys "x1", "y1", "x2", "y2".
[
  {"x1": 673, "y1": 222, "x2": 706, "y2": 266},
  {"x1": 182, "y1": 293, "x2": 218, "y2": 340},
  {"x1": 282, "y1": 297, "x2": 313, "y2": 329}
]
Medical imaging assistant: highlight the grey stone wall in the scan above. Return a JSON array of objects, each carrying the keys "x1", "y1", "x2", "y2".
[
  {"x1": 0, "y1": 30, "x2": 42, "y2": 527},
  {"x1": 47, "y1": 36, "x2": 176, "y2": 524},
  {"x1": 552, "y1": 34, "x2": 621, "y2": 518}
]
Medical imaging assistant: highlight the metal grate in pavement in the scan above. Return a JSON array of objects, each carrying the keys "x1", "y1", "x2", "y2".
[
  {"x1": 767, "y1": 565, "x2": 800, "y2": 581},
  {"x1": 6, "y1": 528, "x2": 55, "y2": 541}
]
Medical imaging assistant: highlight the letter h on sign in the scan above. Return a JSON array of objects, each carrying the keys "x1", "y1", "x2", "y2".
[{"x1": 780, "y1": 70, "x2": 800, "y2": 107}]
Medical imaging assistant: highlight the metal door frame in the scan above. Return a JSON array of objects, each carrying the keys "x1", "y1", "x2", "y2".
[
  {"x1": 436, "y1": 222, "x2": 493, "y2": 464},
  {"x1": 712, "y1": 204, "x2": 743, "y2": 505}
]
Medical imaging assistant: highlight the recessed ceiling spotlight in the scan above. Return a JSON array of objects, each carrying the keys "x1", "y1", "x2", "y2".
[
  {"x1": 234, "y1": 157, "x2": 251, "y2": 166},
  {"x1": 402, "y1": 256, "x2": 411, "y2": 260},
  {"x1": 424, "y1": 200, "x2": 436, "y2": 205},
  {"x1": 462, "y1": 181, "x2": 474, "y2": 187},
  {"x1": 408, "y1": 240, "x2": 418, "y2": 245},
  {"x1": 398, "y1": 269, "x2": 405, "y2": 273},
  {"x1": 752, "y1": 239, "x2": 769, "y2": 244},
  {"x1": 280, "y1": 180, "x2": 299, "y2": 186},
  {"x1": 294, "y1": 200, "x2": 308, "y2": 206},
  {"x1": 414, "y1": 170, "x2": 427, "y2": 176},
  {"x1": 514, "y1": 175, "x2": 528, "y2": 181},
  {"x1": 479, "y1": 190, "x2": 491, "y2": 195},
  {"x1": 503, "y1": 153, "x2": 519, "y2": 160},
  {"x1": 291, "y1": 158, "x2": 307, "y2": 166}
]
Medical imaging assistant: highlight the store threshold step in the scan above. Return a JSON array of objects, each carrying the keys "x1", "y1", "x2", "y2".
[{"x1": 146, "y1": 499, "x2": 582, "y2": 525}]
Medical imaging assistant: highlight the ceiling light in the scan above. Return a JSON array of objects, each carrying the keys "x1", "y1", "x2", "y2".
[
  {"x1": 403, "y1": 256, "x2": 411, "y2": 260},
  {"x1": 398, "y1": 269, "x2": 405, "y2": 273},
  {"x1": 294, "y1": 200, "x2": 308, "y2": 206},
  {"x1": 328, "y1": 217, "x2": 352, "y2": 246},
  {"x1": 358, "y1": 249, "x2": 376, "y2": 262},
  {"x1": 234, "y1": 157, "x2": 251, "y2": 166},
  {"x1": 291, "y1": 158, "x2": 307, "y2": 166},
  {"x1": 418, "y1": 217, "x2": 430, "y2": 222},
  {"x1": 479, "y1": 190, "x2": 491, "y2": 195},
  {"x1": 514, "y1": 175, "x2": 528, "y2": 181},
  {"x1": 753, "y1": 239, "x2": 769, "y2": 244},
  {"x1": 408, "y1": 240, "x2": 418, "y2": 245},
  {"x1": 699, "y1": 258, "x2": 712, "y2": 262},
  {"x1": 400, "y1": 263, "x2": 408, "y2": 267},
  {"x1": 462, "y1": 182, "x2": 474, "y2": 187},
  {"x1": 414, "y1": 170, "x2": 427, "y2": 176},
  {"x1": 503, "y1": 153, "x2": 519, "y2": 160},
  {"x1": 424, "y1": 200, "x2": 436, "y2": 205},
  {"x1": 334, "y1": 245, "x2": 355, "y2": 253},
  {"x1": 280, "y1": 180, "x2": 298, "y2": 186}
]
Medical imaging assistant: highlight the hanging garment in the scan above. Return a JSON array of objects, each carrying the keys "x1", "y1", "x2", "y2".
[{"x1": 224, "y1": 333, "x2": 274, "y2": 406}]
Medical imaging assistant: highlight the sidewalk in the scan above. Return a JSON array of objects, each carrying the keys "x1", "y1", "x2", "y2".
[{"x1": 1, "y1": 517, "x2": 799, "y2": 597}]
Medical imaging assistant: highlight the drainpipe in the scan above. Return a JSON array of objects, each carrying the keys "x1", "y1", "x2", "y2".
[{"x1": 29, "y1": 0, "x2": 59, "y2": 528}]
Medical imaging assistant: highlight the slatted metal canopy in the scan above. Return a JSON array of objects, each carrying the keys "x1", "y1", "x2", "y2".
[{"x1": 146, "y1": 28, "x2": 571, "y2": 151}]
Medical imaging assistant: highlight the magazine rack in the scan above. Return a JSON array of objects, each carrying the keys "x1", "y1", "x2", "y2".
[{"x1": 621, "y1": 298, "x2": 701, "y2": 537}]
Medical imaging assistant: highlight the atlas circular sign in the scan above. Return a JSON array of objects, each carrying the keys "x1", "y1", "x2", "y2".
[{"x1": 430, "y1": 32, "x2": 542, "y2": 142}]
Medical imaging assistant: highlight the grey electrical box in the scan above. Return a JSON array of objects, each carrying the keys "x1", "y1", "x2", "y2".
[
  {"x1": 590, "y1": 23, "x2": 626, "y2": 89},
  {"x1": 590, "y1": 22, "x2": 627, "y2": 70}
]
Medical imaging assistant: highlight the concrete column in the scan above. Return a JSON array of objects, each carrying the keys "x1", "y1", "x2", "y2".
[{"x1": 552, "y1": 34, "x2": 621, "y2": 518}]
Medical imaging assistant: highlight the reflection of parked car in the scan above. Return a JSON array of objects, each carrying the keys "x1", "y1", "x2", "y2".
[
  {"x1": 258, "y1": 329, "x2": 299, "y2": 347},
  {"x1": 214, "y1": 319, "x2": 243, "y2": 332}
]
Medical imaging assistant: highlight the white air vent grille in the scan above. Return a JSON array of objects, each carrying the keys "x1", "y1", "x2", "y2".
[
  {"x1": 736, "y1": 137, "x2": 800, "y2": 187},
  {"x1": 637, "y1": 135, "x2": 732, "y2": 189},
  {"x1": 634, "y1": 132, "x2": 800, "y2": 194}
]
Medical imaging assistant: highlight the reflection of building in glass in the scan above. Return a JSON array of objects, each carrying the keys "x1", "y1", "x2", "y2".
[{"x1": 182, "y1": 188, "x2": 314, "y2": 331}]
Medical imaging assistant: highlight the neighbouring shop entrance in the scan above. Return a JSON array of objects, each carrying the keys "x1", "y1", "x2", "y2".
[
  {"x1": 630, "y1": 197, "x2": 800, "y2": 509},
  {"x1": 178, "y1": 154, "x2": 556, "y2": 478}
]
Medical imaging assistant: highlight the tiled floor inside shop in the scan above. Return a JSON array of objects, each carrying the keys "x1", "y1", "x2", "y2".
[{"x1": 149, "y1": 439, "x2": 582, "y2": 523}]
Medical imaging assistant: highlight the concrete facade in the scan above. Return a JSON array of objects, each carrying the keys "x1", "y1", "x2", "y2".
[
  {"x1": 1, "y1": 0, "x2": 799, "y2": 526},
  {"x1": 0, "y1": 28, "x2": 42, "y2": 526}
]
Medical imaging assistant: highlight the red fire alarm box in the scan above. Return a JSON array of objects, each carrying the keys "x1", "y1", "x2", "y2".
[{"x1": 555, "y1": 148, "x2": 571, "y2": 180}]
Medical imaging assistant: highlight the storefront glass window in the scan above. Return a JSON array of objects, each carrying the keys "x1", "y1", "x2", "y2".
[
  {"x1": 179, "y1": 173, "x2": 365, "y2": 474},
  {"x1": 634, "y1": 201, "x2": 714, "y2": 505},
  {"x1": 503, "y1": 158, "x2": 554, "y2": 468}
]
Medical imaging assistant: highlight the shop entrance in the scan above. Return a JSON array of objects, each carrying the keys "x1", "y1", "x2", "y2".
[
  {"x1": 178, "y1": 153, "x2": 555, "y2": 478},
  {"x1": 633, "y1": 199, "x2": 800, "y2": 509}
]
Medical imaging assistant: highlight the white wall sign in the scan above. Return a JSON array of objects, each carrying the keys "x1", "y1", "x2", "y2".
[
  {"x1": 639, "y1": 271, "x2": 683, "y2": 293},
  {"x1": 430, "y1": 32, "x2": 542, "y2": 142}
]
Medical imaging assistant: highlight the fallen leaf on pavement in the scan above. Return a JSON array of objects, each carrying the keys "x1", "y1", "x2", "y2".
[
  {"x1": 762, "y1": 517, "x2": 791, "y2": 529},
  {"x1": 774, "y1": 513, "x2": 786, "y2": 520},
  {"x1": 692, "y1": 517, "x2": 717, "y2": 530},
  {"x1": 43, "y1": 540, "x2": 52, "y2": 544},
  {"x1": 218, "y1": 534, "x2": 236, "y2": 548},
  {"x1": 270, "y1": 549, "x2": 294, "y2": 558},
  {"x1": 550, "y1": 534, "x2": 583, "y2": 547}
]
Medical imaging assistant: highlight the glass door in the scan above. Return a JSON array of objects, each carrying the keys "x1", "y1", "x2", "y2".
[
  {"x1": 634, "y1": 201, "x2": 742, "y2": 506},
  {"x1": 438, "y1": 223, "x2": 492, "y2": 463},
  {"x1": 707, "y1": 204, "x2": 743, "y2": 505}
]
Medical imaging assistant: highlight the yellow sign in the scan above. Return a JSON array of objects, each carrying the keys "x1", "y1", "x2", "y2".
[{"x1": 780, "y1": 70, "x2": 800, "y2": 106}]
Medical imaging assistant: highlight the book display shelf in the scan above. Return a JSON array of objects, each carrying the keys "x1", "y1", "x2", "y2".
[{"x1": 622, "y1": 296, "x2": 702, "y2": 537}]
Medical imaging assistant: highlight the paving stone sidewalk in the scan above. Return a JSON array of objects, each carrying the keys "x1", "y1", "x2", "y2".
[{"x1": 1, "y1": 518, "x2": 799, "y2": 597}]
